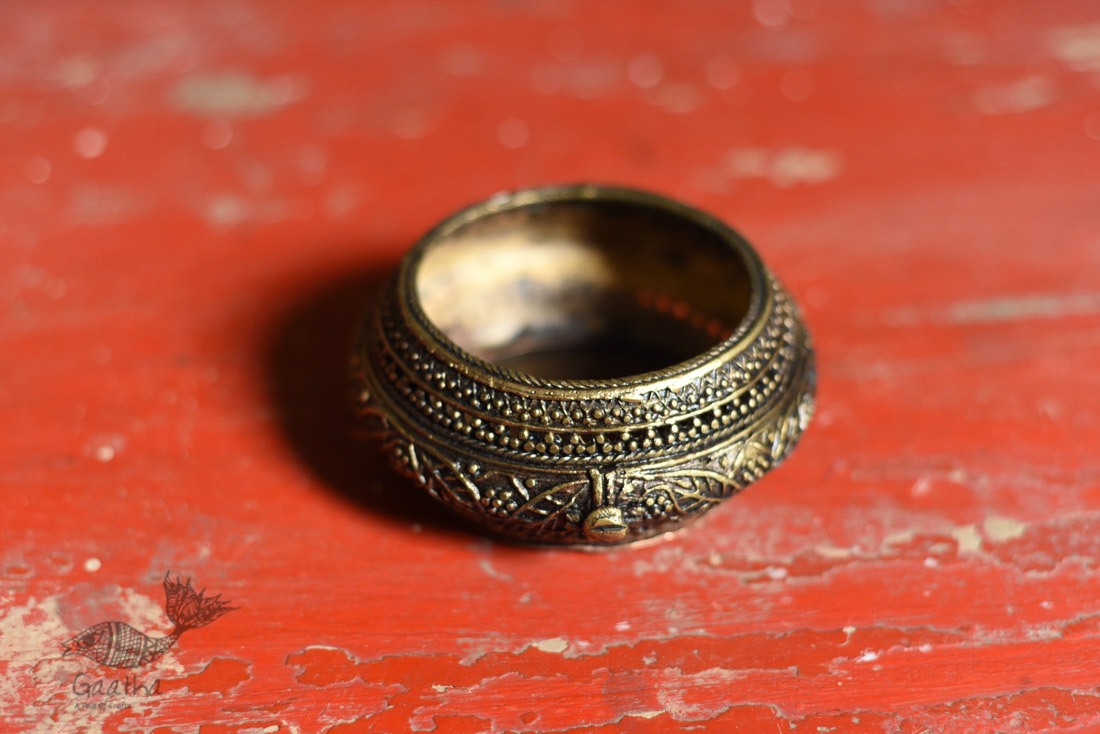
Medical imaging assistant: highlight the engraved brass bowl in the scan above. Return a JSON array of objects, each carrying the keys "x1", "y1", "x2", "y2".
[{"x1": 351, "y1": 185, "x2": 815, "y2": 547}]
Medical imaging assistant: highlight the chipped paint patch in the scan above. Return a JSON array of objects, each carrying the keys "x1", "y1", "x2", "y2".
[
  {"x1": 951, "y1": 293, "x2": 1100, "y2": 323},
  {"x1": 630, "y1": 709, "x2": 665, "y2": 719},
  {"x1": 888, "y1": 292, "x2": 1100, "y2": 325},
  {"x1": 287, "y1": 645, "x2": 363, "y2": 687},
  {"x1": 281, "y1": 646, "x2": 406, "y2": 728},
  {"x1": 656, "y1": 667, "x2": 748, "y2": 720},
  {"x1": 532, "y1": 637, "x2": 568, "y2": 654},
  {"x1": 169, "y1": 72, "x2": 310, "y2": 117},
  {"x1": 883, "y1": 530, "x2": 916, "y2": 548},
  {"x1": 952, "y1": 525, "x2": 982, "y2": 554},
  {"x1": 984, "y1": 516, "x2": 1027, "y2": 543},
  {"x1": 814, "y1": 544, "x2": 856, "y2": 559},
  {"x1": 160, "y1": 657, "x2": 250, "y2": 695}
]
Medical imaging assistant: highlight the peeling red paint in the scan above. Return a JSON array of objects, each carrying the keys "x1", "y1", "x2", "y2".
[
  {"x1": 4, "y1": 0, "x2": 1100, "y2": 732},
  {"x1": 160, "y1": 658, "x2": 251, "y2": 696},
  {"x1": 288, "y1": 646, "x2": 367, "y2": 687}
]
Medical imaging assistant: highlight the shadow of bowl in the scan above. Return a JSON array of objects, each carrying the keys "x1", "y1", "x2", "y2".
[{"x1": 263, "y1": 256, "x2": 479, "y2": 541}]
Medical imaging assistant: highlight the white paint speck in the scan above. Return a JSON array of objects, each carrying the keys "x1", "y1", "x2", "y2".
[
  {"x1": 89, "y1": 434, "x2": 125, "y2": 463},
  {"x1": 816, "y1": 544, "x2": 855, "y2": 559},
  {"x1": 24, "y1": 157, "x2": 51, "y2": 184},
  {"x1": 856, "y1": 649, "x2": 879, "y2": 663},
  {"x1": 84, "y1": 557, "x2": 101, "y2": 573},
  {"x1": 73, "y1": 127, "x2": 108, "y2": 159},
  {"x1": 497, "y1": 118, "x2": 530, "y2": 149},
  {"x1": 478, "y1": 557, "x2": 512, "y2": 581},
  {"x1": 262, "y1": 726, "x2": 280, "y2": 734},
  {"x1": 911, "y1": 477, "x2": 933, "y2": 497},
  {"x1": 766, "y1": 566, "x2": 789, "y2": 580},
  {"x1": 1040, "y1": 600, "x2": 1054, "y2": 610},
  {"x1": 780, "y1": 69, "x2": 813, "y2": 101},
  {"x1": 615, "y1": 620, "x2": 631, "y2": 632},
  {"x1": 705, "y1": 56, "x2": 740, "y2": 90},
  {"x1": 627, "y1": 53, "x2": 664, "y2": 89},
  {"x1": 918, "y1": 644, "x2": 933, "y2": 653},
  {"x1": 754, "y1": 0, "x2": 792, "y2": 28},
  {"x1": 923, "y1": 557, "x2": 939, "y2": 568},
  {"x1": 202, "y1": 120, "x2": 233, "y2": 150},
  {"x1": 533, "y1": 637, "x2": 568, "y2": 654},
  {"x1": 726, "y1": 146, "x2": 843, "y2": 187}
]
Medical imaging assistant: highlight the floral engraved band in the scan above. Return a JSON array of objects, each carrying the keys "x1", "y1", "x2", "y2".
[{"x1": 351, "y1": 185, "x2": 815, "y2": 546}]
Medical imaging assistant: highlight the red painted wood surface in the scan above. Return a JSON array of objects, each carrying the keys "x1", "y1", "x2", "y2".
[{"x1": 3, "y1": 1, "x2": 1100, "y2": 732}]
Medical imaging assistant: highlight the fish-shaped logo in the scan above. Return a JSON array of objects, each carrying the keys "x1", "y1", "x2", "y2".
[{"x1": 62, "y1": 573, "x2": 236, "y2": 669}]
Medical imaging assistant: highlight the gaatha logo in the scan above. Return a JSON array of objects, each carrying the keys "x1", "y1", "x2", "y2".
[
  {"x1": 72, "y1": 672, "x2": 161, "y2": 698},
  {"x1": 62, "y1": 573, "x2": 235, "y2": 669}
]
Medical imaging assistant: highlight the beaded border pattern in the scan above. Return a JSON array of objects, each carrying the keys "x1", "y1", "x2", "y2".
[{"x1": 351, "y1": 275, "x2": 815, "y2": 544}]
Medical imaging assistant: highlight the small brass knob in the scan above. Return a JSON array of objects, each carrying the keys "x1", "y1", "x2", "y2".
[{"x1": 583, "y1": 506, "x2": 628, "y2": 543}]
